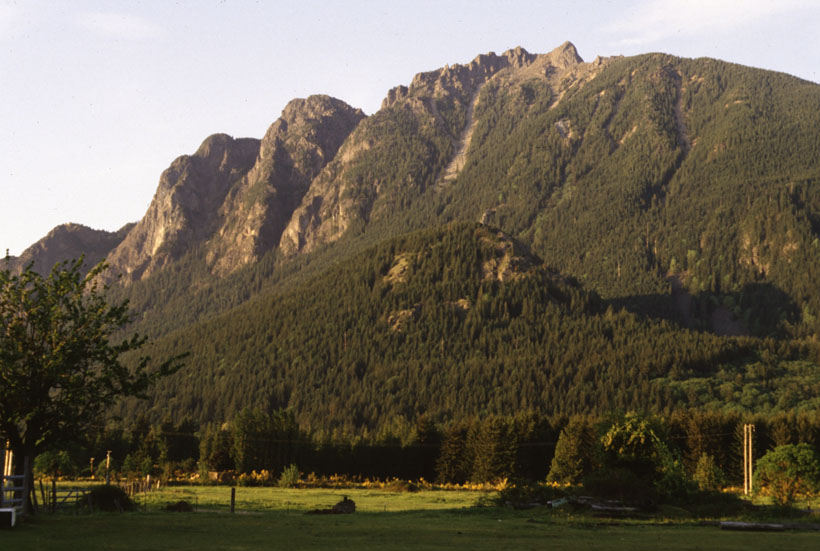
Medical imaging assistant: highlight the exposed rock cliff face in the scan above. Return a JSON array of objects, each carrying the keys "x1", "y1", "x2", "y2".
[
  {"x1": 5, "y1": 222, "x2": 132, "y2": 275},
  {"x1": 99, "y1": 95, "x2": 363, "y2": 281},
  {"x1": 208, "y1": 96, "x2": 364, "y2": 274},
  {"x1": 105, "y1": 134, "x2": 260, "y2": 281}
]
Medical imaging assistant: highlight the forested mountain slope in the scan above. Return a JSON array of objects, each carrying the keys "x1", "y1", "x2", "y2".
[
  {"x1": 120, "y1": 223, "x2": 820, "y2": 431},
  {"x1": 433, "y1": 53, "x2": 820, "y2": 338},
  {"x1": 284, "y1": 47, "x2": 820, "y2": 338}
]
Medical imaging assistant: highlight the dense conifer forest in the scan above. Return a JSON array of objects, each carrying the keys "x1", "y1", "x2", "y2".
[{"x1": 114, "y1": 223, "x2": 820, "y2": 432}]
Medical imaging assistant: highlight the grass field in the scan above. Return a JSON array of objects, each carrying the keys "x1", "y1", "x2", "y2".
[
  {"x1": 4, "y1": 486, "x2": 819, "y2": 550},
  {"x1": 138, "y1": 484, "x2": 490, "y2": 513}
]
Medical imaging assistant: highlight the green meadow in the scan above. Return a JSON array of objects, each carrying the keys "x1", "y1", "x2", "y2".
[{"x1": 4, "y1": 486, "x2": 819, "y2": 550}]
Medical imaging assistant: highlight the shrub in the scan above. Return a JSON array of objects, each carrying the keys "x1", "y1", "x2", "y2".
[
  {"x1": 582, "y1": 467, "x2": 659, "y2": 507},
  {"x1": 598, "y1": 412, "x2": 690, "y2": 501},
  {"x1": 692, "y1": 453, "x2": 725, "y2": 492},
  {"x1": 87, "y1": 485, "x2": 135, "y2": 512},
  {"x1": 600, "y1": 413, "x2": 664, "y2": 479},
  {"x1": 278, "y1": 464, "x2": 301, "y2": 488},
  {"x1": 754, "y1": 443, "x2": 820, "y2": 505},
  {"x1": 494, "y1": 479, "x2": 565, "y2": 508},
  {"x1": 237, "y1": 470, "x2": 274, "y2": 486},
  {"x1": 384, "y1": 479, "x2": 419, "y2": 492}
]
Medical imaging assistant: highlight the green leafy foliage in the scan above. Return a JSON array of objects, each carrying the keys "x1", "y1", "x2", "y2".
[
  {"x1": 122, "y1": 222, "x2": 813, "y2": 433},
  {"x1": 33, "y1": 450, "x2": 78, "y2": 478},
  {"x1": 594, "y1": 413, "x2": 689, "y2": 501},
  {"x1": 278, "y1": 463, "x2": 300, "y2": 488},
  {"x1": 693, "y1": 453, "x2": 726, "y2": 492},
  {"x1": 0, "y1": 259, "x2": 182, "y2": 461},
  {"x1": 84, "y1": 54, "x2": 820, "y2": 445},
  {"x1": 230, "y1": 408, "x2": 302, "y2": 474},
  {"x1": 102, "y1": 221, "x2": 820, "y2": 444},
  {"x1": 17, "y1": 53, "x2": 820, "y2": 493},
  {"x1": 754, "y1": 443, "x2": 820, "y2": 505}
]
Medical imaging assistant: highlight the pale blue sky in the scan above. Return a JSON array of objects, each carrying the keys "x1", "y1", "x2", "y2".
[{"x1": 2, "y1": 0, "x2": 819, "y2": 255}]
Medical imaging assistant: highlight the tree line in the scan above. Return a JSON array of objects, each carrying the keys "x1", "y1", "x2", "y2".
[{"x1": 42, "y1": 408, "x2": 820, "y2": 498}]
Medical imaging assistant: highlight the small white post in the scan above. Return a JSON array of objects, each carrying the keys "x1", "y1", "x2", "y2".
[{"x1": 105, "y1": 450, "x2": 111, "y2": 485}]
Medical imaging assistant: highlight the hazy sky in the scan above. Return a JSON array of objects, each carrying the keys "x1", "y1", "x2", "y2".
[{"x1": 2, "y1": 0, "x2": 819, "y2": 255}]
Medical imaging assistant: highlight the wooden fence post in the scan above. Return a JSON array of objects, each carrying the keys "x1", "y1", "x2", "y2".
[{"x1": 230, "y1": 487, "x2": 236, "y2": 514}]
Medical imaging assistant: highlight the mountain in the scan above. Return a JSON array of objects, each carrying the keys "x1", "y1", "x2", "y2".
[
  {"x1": 278, "y1": 42, "x2": 596, "y2": 256},
  {"x1": 4, "y1": 222, "x2": 133, "y2": 275},
  {"x1": 103, "y1": 95, "x2": 364, "y2": 282},
  {"x1": 10, "y1": 42, "x2": 820, "y2": 427},
  {"x1": 273, "y1": 43, "x2": 820, "y2": 338}
]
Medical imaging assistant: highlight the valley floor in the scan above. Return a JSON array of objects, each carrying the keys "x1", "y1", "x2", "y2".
[{"x1": 5, "y1": 487, "x2": 819, "y2": 550}]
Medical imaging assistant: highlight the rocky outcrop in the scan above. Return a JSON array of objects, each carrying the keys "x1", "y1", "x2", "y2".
[
  {"x1": 208, "y1": 95, "x2": 364, "y2": 274},
  {"x1": 105, "y1": 134, "x2": 260, "y2": 281},
  {"x1": 101, "y1": 96, "x2": 363, "y2": 281},
  {"x1": 5, "y1": 222, "x2": 133, "y2": 275},
  {"x1": 381, "y1": 45, "x2": 543, "y2": 111}
]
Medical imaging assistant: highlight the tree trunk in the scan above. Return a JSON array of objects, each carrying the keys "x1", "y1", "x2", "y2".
[{"x1": 23, "y1": 454, "x2": 34, "y2": 515}]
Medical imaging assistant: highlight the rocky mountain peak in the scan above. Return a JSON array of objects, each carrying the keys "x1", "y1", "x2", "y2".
[
  {"x1": 207, "y1": 95, "x2": 365, "y2": 274},
  {"x1": 16, "y1": 43, "x2": 608, "y2": 285},
  {"x1": 280, "y1": 95, "x2": 362, "y2": 123},
  {"x1": 380, "y1": 50, "x2": 524, "y2": 110},
  {"x1": 501, "y1": 46, "x2": 537, "y2": 68},
  {"x1": 285, "y1": 42, "x2": 610, "y2": 259},
  {"x1": 6, "y1": 222, "x2": 133, "y2": 276},
  {"x1": 105, "y1": 134, "x2": 260, "y2": 281},
  {"x1": 545, "y1": 41, "x2": 583, "y2": 68},
  {"x1": 380, "y1": 43, "x2": 583, "y2": 111},
  {"x1": 260, "y1": 95, "x2": 365, "y2": 170},
  {"x1": 192, "y1": 133, "x2": 259, "y2": 174}
]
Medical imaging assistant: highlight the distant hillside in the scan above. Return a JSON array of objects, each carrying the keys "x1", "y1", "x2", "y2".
[{"x1": 4, "y1": 222, "x2": 133, "y2": 275}]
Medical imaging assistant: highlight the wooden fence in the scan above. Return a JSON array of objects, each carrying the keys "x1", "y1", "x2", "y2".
[
  {"x1": 31, "y1": 476, "x2": 161, "y2": 513},
  {"x1": 118, "y1": 476, "x2": 161, "y2": 497},
  {"x1": 1, "y1": 474, "x2": 25, "y2": 513},
  {"x1": 40, "y1": 484, "x2": 91, "y2": 512}
]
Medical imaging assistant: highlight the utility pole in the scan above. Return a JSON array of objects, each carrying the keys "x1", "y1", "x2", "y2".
[{"x1": 743, "y1": 424, "x2": 755, "y2": 496}]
